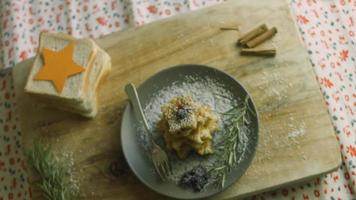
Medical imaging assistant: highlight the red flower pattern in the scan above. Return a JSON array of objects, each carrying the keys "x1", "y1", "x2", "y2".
[
  {"x1": 339, "y1": 50, "x2": 349, "y2": 61},
  {"x1": 147, "y1": 5, "x2": 158, "y2": 14},
  {"x1": 19, "y1": 51, "x2": 27, "y2": 60},
  {"x1": 96, "y1": 17, "x2": 107, "y2": 26},
  {"x1": 297, "y1": 15, "x2": 310, "y2": 24},
  {"x1": 347, "y1": 145, "x2": 356, "y2": 157},
  {"x1": 321, "y1": 77, "x2": 334, "y2": 88},
  {"x1": 0, "y1": 0, "x2": 355, "y2": 200}
]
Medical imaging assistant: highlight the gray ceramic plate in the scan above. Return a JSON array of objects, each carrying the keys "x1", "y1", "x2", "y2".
[{"x1": 121, "y1": 64, "x2": 259, "y2": 199}]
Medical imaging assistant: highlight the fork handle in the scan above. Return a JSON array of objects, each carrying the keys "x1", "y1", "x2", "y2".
[{"x1": 125, "y1": 83, "x2": 151, "y2": 133}]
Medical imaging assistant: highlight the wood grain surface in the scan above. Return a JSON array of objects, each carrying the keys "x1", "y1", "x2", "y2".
[{"x1": 12, "y1": 0, "x2": 341, "y2": 199}]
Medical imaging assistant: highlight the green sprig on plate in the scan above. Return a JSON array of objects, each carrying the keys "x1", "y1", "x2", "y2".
[{"x1": 209, "y1": 95, "x2": 256, "y2": 189}]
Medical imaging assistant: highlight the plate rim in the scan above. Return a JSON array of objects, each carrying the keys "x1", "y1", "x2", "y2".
[{"x1": 120, "y1": 64, "x2": 260, "y2": 199}]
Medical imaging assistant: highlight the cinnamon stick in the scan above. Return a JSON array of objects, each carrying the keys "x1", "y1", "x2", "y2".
[
  {"x1": 237, "y1": 24, "x2": 268, "y2": 45},
  {"x1": 240, "y1": 48, "x2": 276, "y2": 57},
  {"x1": 220, "y1": 27, "x2": 240, "y2": 31},
  {"x1": 245, "y1": 27, "x2": 277, "y2": 48}
]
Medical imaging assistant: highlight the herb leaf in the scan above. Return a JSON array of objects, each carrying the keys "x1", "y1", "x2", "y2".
[
  {"x1": 210, "y1": 95, "x2": 255, "y2": 189},
  {"x1": 26, "y1": 141, "x2": 79, "y2": 200}
]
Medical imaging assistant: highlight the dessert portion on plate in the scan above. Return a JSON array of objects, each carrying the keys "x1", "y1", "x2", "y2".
[
  {"x1": 25, "y1": 32, "x2": 111, "y2": 118},
  {"x1": 159, "y1": 96, "x2": 219, "y2": 159},
  {"x1": 123, "y1": 65, "x2": 258, "y2": 197}
]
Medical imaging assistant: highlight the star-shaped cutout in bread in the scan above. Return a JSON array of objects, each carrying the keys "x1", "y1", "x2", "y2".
[{"x1": 34, "y1": 42, "x2": 85, "y2": 93}]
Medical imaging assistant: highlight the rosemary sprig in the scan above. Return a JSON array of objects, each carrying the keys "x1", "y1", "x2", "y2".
[
  {"x1": 210, "y1": 95, "x2": 255, "y2": 189},
  {"x1": 26, "y1": 142, "x2": 79, "y2": 200}
]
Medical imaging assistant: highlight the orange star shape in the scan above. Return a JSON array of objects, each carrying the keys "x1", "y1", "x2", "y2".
[{"x1": 34, "y1": 42, "x2": 85, "y2": 93}]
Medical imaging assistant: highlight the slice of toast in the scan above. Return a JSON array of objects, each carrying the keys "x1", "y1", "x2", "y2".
[
  {"x1": 25, "y1": 32, "x2": 97, "y2": 106},
  {"x1": 24, "y1": 32, "x2": 111, "y2": 118},
  {"x1": 63, "y1": 45, "x2": 111, "y2": 118},
  {"x1": 78, "y1": 46, "x2": 111, "y2": 118}
]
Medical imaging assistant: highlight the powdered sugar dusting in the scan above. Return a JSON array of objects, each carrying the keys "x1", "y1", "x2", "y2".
[
  {"x1": 136, "y1": 75, "x2": 250, "y2": 186},
  {"x1": 288, "y1": 122, "x2": 306, "y2": 138},
  {"x1": 143, "y1": 76, "x2": 236, "y2": 131}
]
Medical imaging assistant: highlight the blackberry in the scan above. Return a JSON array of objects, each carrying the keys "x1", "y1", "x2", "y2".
[
  {"x1": 175, "y1": 107, "x2": 191, "y2": 121},
  {"x1": 179, "y1": 165, "x2": 209, "y2": 192}
]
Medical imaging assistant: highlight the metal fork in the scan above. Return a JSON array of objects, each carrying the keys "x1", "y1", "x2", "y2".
[{"x1": 125, "y1": 83, "x2": 172, "y2": 180}]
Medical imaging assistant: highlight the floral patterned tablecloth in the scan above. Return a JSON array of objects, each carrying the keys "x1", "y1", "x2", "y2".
[{"x1": 0, "y1": 0, "x2": 355, "y2": 199}]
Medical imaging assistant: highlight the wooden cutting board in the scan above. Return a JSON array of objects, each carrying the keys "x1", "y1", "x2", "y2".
[{"x1": 12, "y1": 0, "x2": 341, "y2": 199}]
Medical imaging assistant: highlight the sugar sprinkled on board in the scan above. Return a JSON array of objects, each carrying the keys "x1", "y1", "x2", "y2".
[
  {"x1": 52, "y1": 150, "x2": 81, "y2": 195},
  {"x1": 243, "y1": 60, "x2": 312, "y2": 178},
  {"x1": 288, "y1": 122, "x2": 306, "y2": 138}
]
